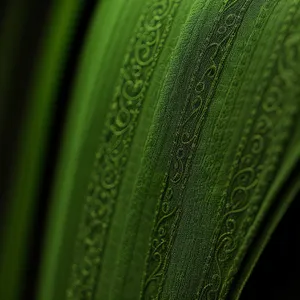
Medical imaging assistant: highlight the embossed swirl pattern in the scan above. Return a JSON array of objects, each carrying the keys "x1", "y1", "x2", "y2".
[
  {"x1": 140, "y1": 1, "x2": 254, "y2": 299},
  {"x1": 198, "y1": 2, "x2": 300, "y2": 300},
  {"x1": 66, "y1": 1, "x2": 182, "y2": 299}
]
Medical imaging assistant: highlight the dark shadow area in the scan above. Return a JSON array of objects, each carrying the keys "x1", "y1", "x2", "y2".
[{"x1": 241, "y1": 192, "x2": 299, "y2": 299}]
